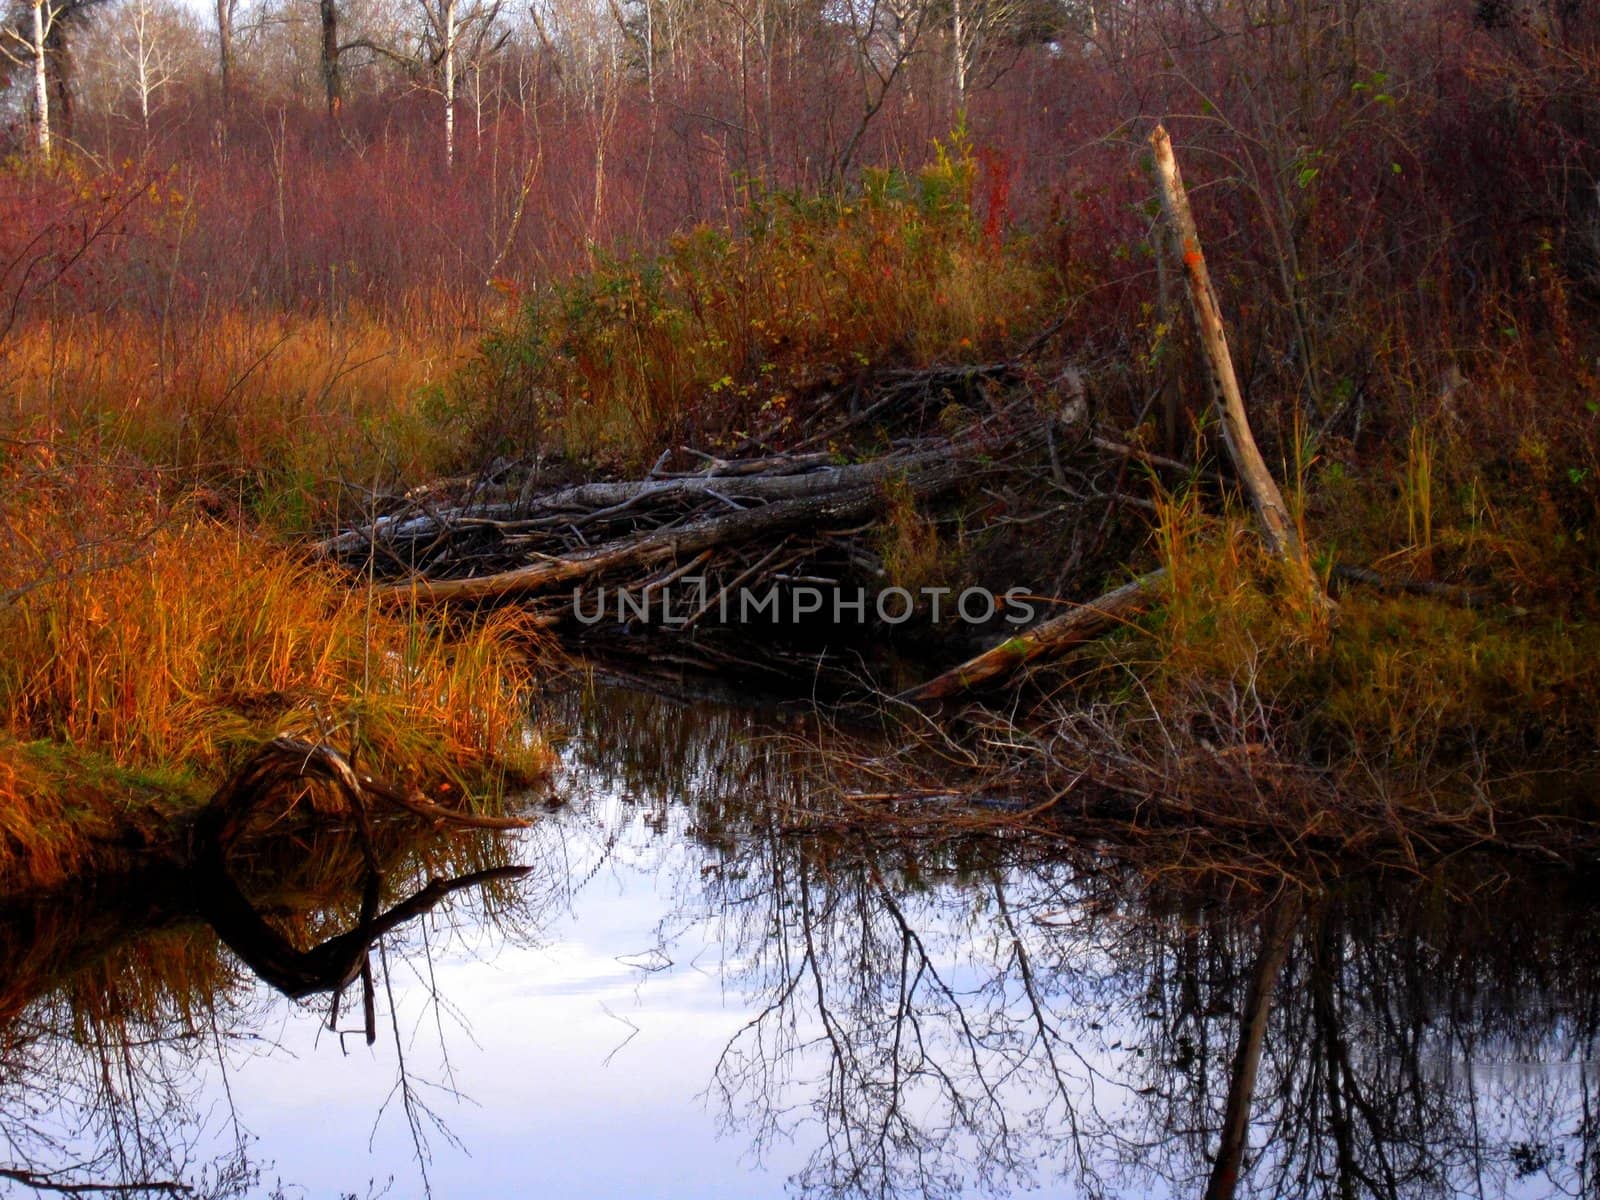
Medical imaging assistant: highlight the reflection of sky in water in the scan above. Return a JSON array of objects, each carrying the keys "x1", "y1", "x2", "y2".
[
  {"x1": 207, "y1": 799, "x2": 816, "y2": 1198},
  {"x1": 3, "y1": 685, "x2": 1598, "y2": 1199}
]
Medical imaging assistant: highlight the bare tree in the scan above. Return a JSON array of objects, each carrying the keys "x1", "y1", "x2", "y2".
[
  {"x1": 2, "y1": 0, "x2": 59, "y2": 154},
  {"x1": 215, "y1": 0, "x2": 234, "y2": 105},
  {"x1": 831, "y1": 0, "x2": 926, "y2": 175},
  {"x1": 117, "y1": 0, "x2": 179, "y2": 128},
  {"x1": 418, "y1": 0, "x2": 504, "y2": 165}
]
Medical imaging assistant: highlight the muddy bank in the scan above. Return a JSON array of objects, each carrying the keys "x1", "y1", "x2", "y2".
[{"x1": 0, "y1": 735, "x2": 537, "y2": 904}]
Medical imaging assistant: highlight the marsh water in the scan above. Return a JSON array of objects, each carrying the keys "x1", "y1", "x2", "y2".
[{"x1": 2, "y1": 679, "x2": 1598, "y2": 1199}]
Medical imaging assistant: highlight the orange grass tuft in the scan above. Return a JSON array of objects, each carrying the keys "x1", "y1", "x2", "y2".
[{"x1": 0, "y1": 439, "x2": 549, "y2": 895}]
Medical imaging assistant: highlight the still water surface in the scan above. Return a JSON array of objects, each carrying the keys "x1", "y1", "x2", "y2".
[{"x1": 1, "y1": 680, "x2": 1597, "y2": 1198}]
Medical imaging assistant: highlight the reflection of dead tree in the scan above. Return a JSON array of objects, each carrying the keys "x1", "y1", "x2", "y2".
[
  {"x1": 196, "y1": 857, "x2": 529, "y2": 1005},
  {"x1": 190, "y1": 735, "x2": 531, "y2": 1056},
  {"x1": 1204, "y1": 891, "x2": 1300, "y2": 1200},
  {"x1": 0, "y1": 737, "x2": 539, "y2": 1200}
]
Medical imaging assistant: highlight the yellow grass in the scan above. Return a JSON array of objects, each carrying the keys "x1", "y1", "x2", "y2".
[
  {"x1": 0, "y1": 438, "x2": 549, "y2": 894},
  {"x1": 2, "y1": 304, "x2": 489, "y2": 529}
]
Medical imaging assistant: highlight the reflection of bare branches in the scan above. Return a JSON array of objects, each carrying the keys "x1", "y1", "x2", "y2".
[
  {"x1": 3, "y1": 680, "x2": 1599, "y2": 1200},
  {"x1": 373, "y1": 941, "x2": 436, "y2": 1200},
  {"x1": 0, "y1": 1165, "x2": 188, "y2": 1194},
  {"x1": 706, "y1": 831, "x2": 1116, "y2": 1199},
  {"x1": 695, "y1": 808, "x2": 1600, "y2": 1200},
  {"x1": 541, "y1": 683, "x2": 1600, "y2": 1200}
]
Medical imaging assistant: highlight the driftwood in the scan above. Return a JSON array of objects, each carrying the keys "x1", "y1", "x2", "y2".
[
  {"x1": 900, "y1": 570, "x2": 1165, "y2": 704},
  {"x1": 368, "y1": 450, "x2": 991, "y2": 604},
  {"x1": 319, "y1": 360, "x2": 1188, "y2": 697},
  {"x1": 318, "y1": 448, "x2": 965, "y2": 560}
]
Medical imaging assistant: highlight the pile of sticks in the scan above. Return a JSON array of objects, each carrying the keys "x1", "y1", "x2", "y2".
[{"x1": 319, "y1": 399, "x2": 1058, "y2": 618}]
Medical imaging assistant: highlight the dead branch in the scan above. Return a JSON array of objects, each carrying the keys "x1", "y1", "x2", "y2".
[
  {"x1": 1330, "y1": 564, "x2": 1493, "y2": 609},
  {"x1": 362, "y1": 428, "x2": 1037, "y2": 604},
  {"x1": 319, "y1": 441, "x2": 993, "y2": 560},
  {"x1": 900, "y1": 570, "x2": 1165, "y2": 704},
  {"x1": 377, "y1": 483, "x2": 907, "y2": 602},
  {"x1": 0, "y1": 1169, "x2": 189, "y2": 1196}
]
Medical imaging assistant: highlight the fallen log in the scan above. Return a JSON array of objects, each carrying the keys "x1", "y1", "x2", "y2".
[
  {"x1": 320, "y1": 452, "x2": 957, "y2": 558},
  {"x1": 319, "y1": 434, "x2": 1027, "y2": 562},
  {"x1": 900, "y1": 569, "x2": 1165, "y2": 704},
  {"x1": 379, "y1": 482, "x2": 917, "y2": 603},
  {"x1": 364, "y1": 425, "x2": 1040, "y2": 603}
]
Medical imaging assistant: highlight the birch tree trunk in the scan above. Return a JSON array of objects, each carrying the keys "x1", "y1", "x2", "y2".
[
  {"x1": 951, "y1": 0, "x2": 965, "y2": 107},
  {"x1": 31, "y1": 0, "x2": 51, "y2": 157},
  {"x1": 44, "y1": 13, "x2": 72, "y2": 146},
  {"x1": 442, "y1": 0, "x2": 458, "y2": 168},
  {"x1": 135, "y1": 19, "x2": 148, "y2": 127}
]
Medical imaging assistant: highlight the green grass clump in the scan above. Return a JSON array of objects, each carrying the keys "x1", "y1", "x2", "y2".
[
  {"x1": 475, "y1": 134, "x2": 1052, "y2": 468},
  {"x1": 1090, "y1": 475, "x2": 1598, "y2": 815}
]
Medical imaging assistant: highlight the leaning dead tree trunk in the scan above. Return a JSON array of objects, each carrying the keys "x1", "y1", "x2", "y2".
[
  {"x1": 899, "y1": 132, "x2": 1331, "y2": 706},
  {"x1": 1149, "y1": 125, "x2": 1320, "y2": 594}
]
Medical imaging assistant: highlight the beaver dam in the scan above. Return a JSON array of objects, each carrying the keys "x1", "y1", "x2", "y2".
[
  {"x1": 298, "y1": 133, "x2": 1598, "y2": 871},
  {"x1": 315, "y1": 356, "x2": 1598, "y2": 864},
  {"x1": 4, "y1": 106, "x2": 1599, "y2": 1199},
  {"x1": 317, "y1": 360, "x2": 1129, "y2": 685}
]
